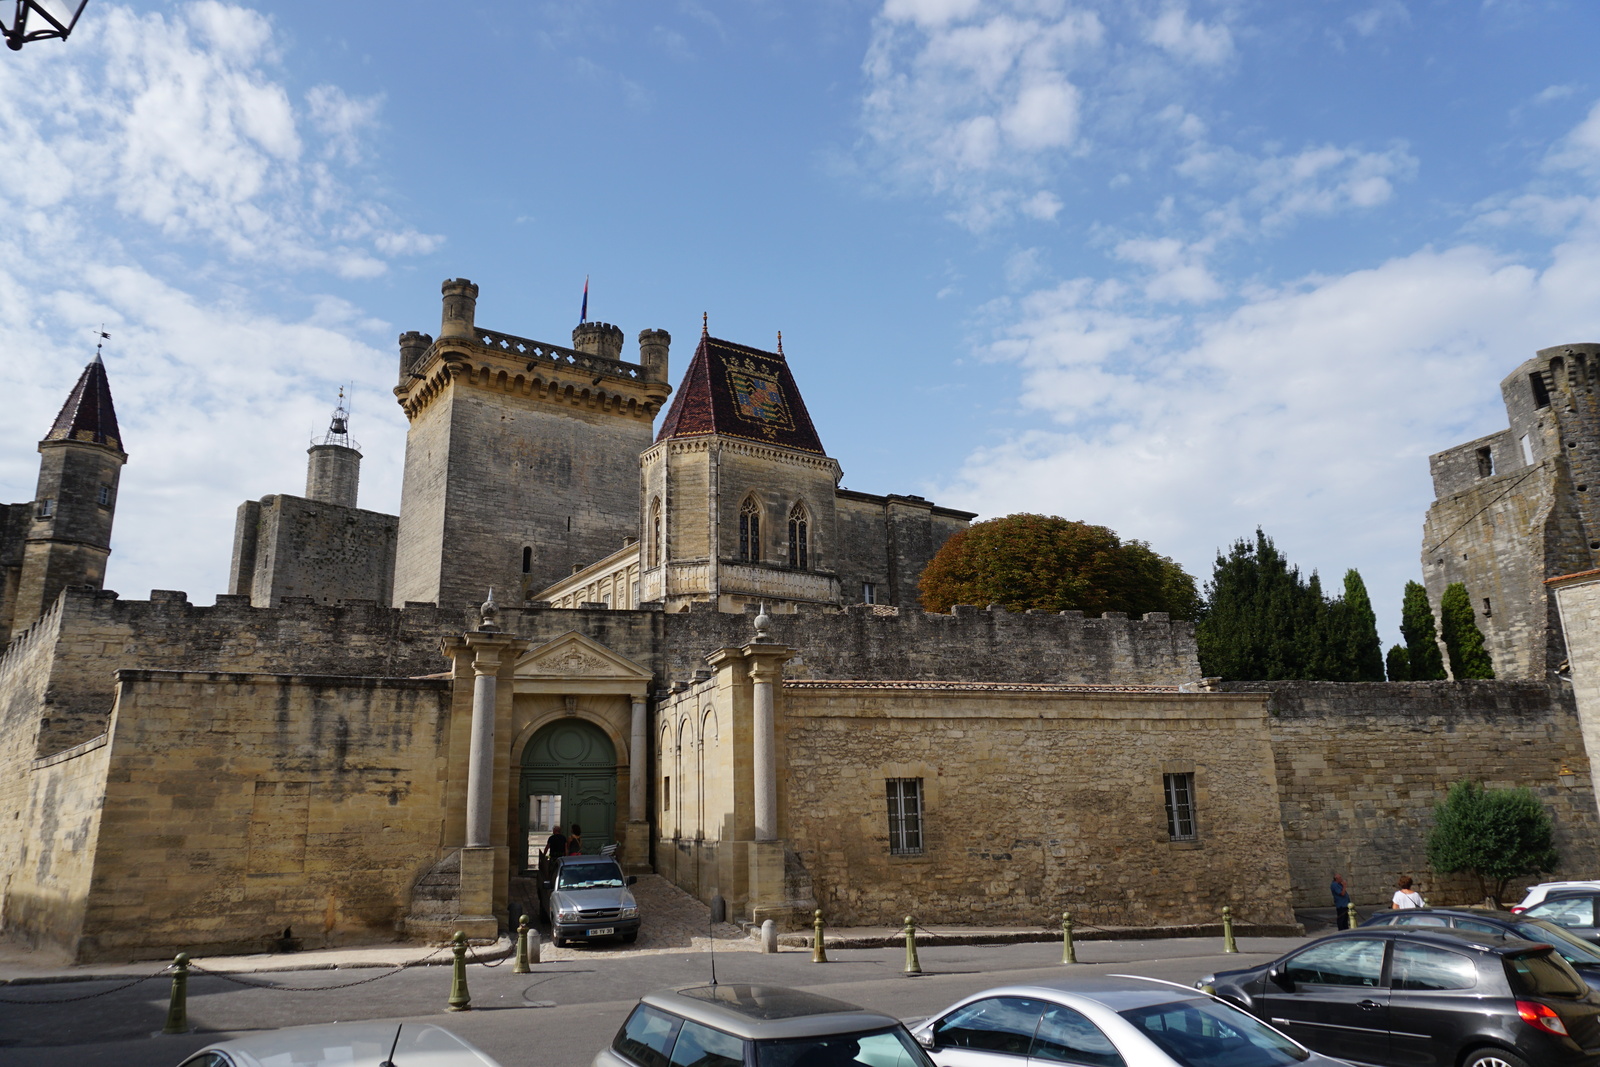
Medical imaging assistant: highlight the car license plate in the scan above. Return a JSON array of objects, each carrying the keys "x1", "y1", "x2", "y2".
[{"x1": 588, "y1": 927, "x2": 615, "y2": 936}]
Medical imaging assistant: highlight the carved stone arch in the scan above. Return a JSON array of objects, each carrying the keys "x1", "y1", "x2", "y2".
[
  {"x1": 739, "y1": 494, "x2": 762, "y2": 562},
  {"x1": 511, "y1": 706, "x2": 629, "y2": 769},
  {"x1": 787, "y1": 499, "x2": 811, "y2": 569},
  {"x1": 701, "y1": 705, "x2": 719, "y2": 747}
]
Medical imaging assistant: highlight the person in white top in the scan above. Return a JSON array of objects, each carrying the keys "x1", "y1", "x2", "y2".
[{"x1": 1392, "y1": 875, "x2": 1426, "y2": 909}]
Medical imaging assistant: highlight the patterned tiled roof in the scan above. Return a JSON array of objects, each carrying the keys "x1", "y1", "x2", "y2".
[
  {"x1": 655, "y1": 334, "x2": 826, "y2": 454},
  {"x1": 45, "y1": 356, "x2": 122, "y2": 452},
  {"x1": 782, "y1": 680, "x2": 1184, "y2": 693}
]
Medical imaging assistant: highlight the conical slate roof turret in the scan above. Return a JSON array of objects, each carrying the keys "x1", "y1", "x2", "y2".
[
  {"x1": 655, "y1": 332, "x2": 825, "y2": 454},
  {"x1": 45, "y1": 355, "x2": 123, "y2": 452}
]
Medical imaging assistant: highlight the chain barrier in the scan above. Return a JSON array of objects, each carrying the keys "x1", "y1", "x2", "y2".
[
  {"x1": 0, "y1": 967, "x2": 169, "y2": 1004},
  {"x1": 465, "y1": 939, "x2": 510, "y2": 969},
  {"x1": 185, "y1": 941, "x2": 455, "y2": 992}
]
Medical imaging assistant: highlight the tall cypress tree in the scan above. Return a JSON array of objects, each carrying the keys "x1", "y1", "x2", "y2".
[
  {"x1": 1441, "y1": 582, "x2": 1496, "y2": 679},
  {"x1": 1400, "y1": 581, "x2": 1447, "y2": 680},
  {"x1": 1386, "y1": 644, "x2": 1411, "y2": 681},
  {"x1": 1342, "y1": 569, "x2": 1385, "y2": 681}
]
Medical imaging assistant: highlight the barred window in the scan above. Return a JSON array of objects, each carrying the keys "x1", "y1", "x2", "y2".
[
  {"x1": 886, "y1": 778, "x2": 923, "y2": 855},
  {"x1": 1164, "y1": 772, "x2": 1197, "y2": 841}
]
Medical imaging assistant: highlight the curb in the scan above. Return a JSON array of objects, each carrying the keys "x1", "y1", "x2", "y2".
[
  {"x1": 774, "y1": 924, "x2": 1305, "y2": 949},
  {"x1": 0, "y1": 937, "x2": 514, "y2": 987}
]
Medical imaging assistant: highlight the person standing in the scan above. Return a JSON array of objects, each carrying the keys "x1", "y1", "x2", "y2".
[
  {"x1": 1331, "y1": 873, "x2": 1352, "y2": 929},
  {"x1": 1392, "y1": 875, "x2": 1425, "y2": 909},
  {"x1": 566, "y1": 822, "x2": 584, "y2": 855},
  {"x1": 541, "y1": 824, "x2": 566, "y2": 875}
]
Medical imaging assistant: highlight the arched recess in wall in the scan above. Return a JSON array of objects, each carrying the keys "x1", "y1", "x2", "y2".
[
  {"x1": 649, "y1": 497, "x2": 662, "y2": 568},
  {"x1": 788, "y1": 501, "x2": 809, "y2": 569},
  {"x1": 739, "y1": 496, "x2": 761, "y2": 562},
  {"x1": 699, "y1": 705, "x2": 718, "y2": 839}
]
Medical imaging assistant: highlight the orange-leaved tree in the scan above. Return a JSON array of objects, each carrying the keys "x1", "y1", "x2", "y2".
[{"x1": 918, "y1": 513, "x2": 1199, "y2": 618}]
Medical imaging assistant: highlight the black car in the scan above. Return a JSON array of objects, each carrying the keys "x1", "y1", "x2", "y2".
[
  {"x1": 1199, "y1": 927, "x2": 1600, "y2": 1067},
  {"x1": 1361, "y1": 907, "x2": 1600, "y2": 979},
  {"x1": 1524, "y1": 890, "x2": 1600, "y2": 946}
]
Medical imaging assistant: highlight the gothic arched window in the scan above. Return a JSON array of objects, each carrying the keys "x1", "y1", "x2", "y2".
[
  {"x1": 739, "y1": 498, "x2": 761, "y2": 562},
  {"x1": 649, "y1": 497, "x2": 663, "y2": 568},
  {"x1": 788, "y1": 502, "x2": 809, "y2": 569}
]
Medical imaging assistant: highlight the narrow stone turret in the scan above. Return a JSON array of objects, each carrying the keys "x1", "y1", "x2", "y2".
[
  {"x1": 572, "y1": 322, "x2": 625, "y2": 363},
  {"x1": 440, "y1": 279, "x2": 478, "y2": 340},
  {"x1": 305, "y1": 391, "x2": 361, "y2": 508}
]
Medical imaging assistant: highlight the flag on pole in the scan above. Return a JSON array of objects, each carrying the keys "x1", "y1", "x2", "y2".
[{"x1": 580, "y1": 275, "x2": 589, "y2": 323}]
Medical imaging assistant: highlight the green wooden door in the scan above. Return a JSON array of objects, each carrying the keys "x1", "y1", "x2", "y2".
[{"x1": 519, "y1": 719, "x2": 617, "y2": 870}]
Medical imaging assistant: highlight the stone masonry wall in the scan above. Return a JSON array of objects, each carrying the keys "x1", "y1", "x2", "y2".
[
  {"x1": 1224, "y1": 680, "x2": 1600, "y2": 908},
  {"x1": 232, "y1": 495, "x2": 398, "y2": 609},
  {"x1": 76, "y1": 669, "x2": 452, "y2": 962},
  {"x1": 779, "y1": 685, "x2": 1296, "y2": 929}
]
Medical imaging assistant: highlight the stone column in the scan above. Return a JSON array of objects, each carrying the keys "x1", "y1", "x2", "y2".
[
  {"x1": 630, "y1": 696, "x2": 648, "y2": 823},
  {"x1": 750, "y1": 657, "x2": 779, "y2": 842},
  {"x1": 465, "y1": 647, "x2": 501, "y2": 848}
]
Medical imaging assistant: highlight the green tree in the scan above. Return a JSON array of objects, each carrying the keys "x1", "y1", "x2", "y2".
[
  {"x1": 1386, "y1": 644, "x2": 1410, "y2": 681},
  {"x1": 917, "y1": 514, "x2": 1199, "y2": 618},
  {"x1": 1341, "y1": 570, "x2": 1386, "y2": 681},
  {"x1": 1400, "y1": 581, "x2": 1447, "y2": 680},
  {"x1": 1427, "y1": 780, "x2": 1558, "y2": 903},
  {"x1": 1440, "y1": 582, "x2": 1495, "y2": 679}
]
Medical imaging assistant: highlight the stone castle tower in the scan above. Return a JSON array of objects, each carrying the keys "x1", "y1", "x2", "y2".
[
  {"x1": 1423, "y1": 342, "x2": 1600, "y2": 677},
  {"x1": 1, "y1": 355, "x2": 125, "y2": 643},
  {"x1": 390, "y1": 279, "x2": 673, "y2": 613}
]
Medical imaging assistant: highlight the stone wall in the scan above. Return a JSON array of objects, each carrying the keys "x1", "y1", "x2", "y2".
[
  {"x1": 75, "y1": 669, "x2": 452, "y2": 961},
  {"x1": 778, "y1": 683, "x2": 1296, "y2": 929},
  {"x1": 833, "y1": 491, "x2": 973, "y2": 609},
  {"x1": 229, "y1": 494, "x2": 398, "y2": 609},
  {"x1": 1224, "y1": 680, "x2": 1600, "y2": 908}
]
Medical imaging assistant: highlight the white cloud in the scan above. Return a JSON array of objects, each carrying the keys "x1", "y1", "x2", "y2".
[
  {"x1": 1147, "y1": 5, "x2": 1233, "y2": 66},
  {"x1": 1348, "y1": 2, "x2": 1409, "y2": 38}
]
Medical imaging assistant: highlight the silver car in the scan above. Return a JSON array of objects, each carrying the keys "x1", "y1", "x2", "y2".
[
  {"x1": 543, "y1": 855, "x2": 642, "y2": 946},
  {"x1": 174, "y1": 1021, "x2": 501, "y2": 1066},
  {"x1": 907, "y1": 974, "x2": 1354, "y2": 1067},
  {"x1": 596, "y1": 984, "x2": 932, "y2": 1067}
]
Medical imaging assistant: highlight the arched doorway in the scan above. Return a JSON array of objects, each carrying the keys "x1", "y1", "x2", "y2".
[{"x1": 519, "y1": 719, "x2": 617, "y2": 870}]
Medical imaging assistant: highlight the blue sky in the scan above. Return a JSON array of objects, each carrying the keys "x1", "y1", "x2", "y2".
[{"x1": 3, "y1": 0, "x2": 1599, "y2": 646}]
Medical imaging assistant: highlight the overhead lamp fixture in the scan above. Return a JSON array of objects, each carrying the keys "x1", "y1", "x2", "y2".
[
  {"x1": 3, "y1": 0, "x2": 91, "y2": 50},
  {"x1": 1559, "y1": 762, "x2": 1577, "y2": 788}
]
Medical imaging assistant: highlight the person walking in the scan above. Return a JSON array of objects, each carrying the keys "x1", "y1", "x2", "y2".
[
  {"x1": 1392, "y1": 875, "x2": 1425, "y2": 909},
  {"x1": 1331, "y1": 873, "x2": 1352, "y2": 929},
  {"x1": 540, "y1": 824, "x2": 566, "y2": 876}
]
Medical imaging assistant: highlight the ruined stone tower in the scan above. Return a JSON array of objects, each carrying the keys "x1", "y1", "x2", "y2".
[
  {"x1": 3, "y1": 355, "x2": 125, "y2": 642},
  {"x1": 1423, "y1": 342, "x2": 1600, "y2": 678},
  {"x1": 390, "y1": 280, "x2": 672, "y2": 613}
]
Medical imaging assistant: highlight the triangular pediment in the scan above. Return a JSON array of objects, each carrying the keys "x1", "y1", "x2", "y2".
[{"x1": 514, "y1": 631, "x2": 652, "y2": 681}]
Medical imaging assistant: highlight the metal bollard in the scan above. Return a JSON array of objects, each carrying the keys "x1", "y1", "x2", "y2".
[
  {"x1": 514, "y1": 915, "x2": 531, "y2": 974},
  {"x1": 1347, "y1": 902, "x2": 1359, "y2": 931},
  {"x1": 1222, "y1": 906, "x2": 1238, "y2": 953},
  {"x1": 903, "y1": 916, "x2": 922, "y2": 975},
  {"x1": 812, "y1": 909, "x2": 829, "y2": 964},
  {"x1": 1061, "y1": 911, "x2": 1078, "y2": 965},
  {"x1": 161, "y1": 951, "x2": 190, "y2": 1034},
  {"x1": 447, "y1": 931, "x2": 471, "y2": 1011}
]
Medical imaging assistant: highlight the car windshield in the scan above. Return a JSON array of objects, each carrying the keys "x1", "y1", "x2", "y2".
[
  {"x1": 755, "y1": 1026, "x2": 933, "y2": 1067},
  {"x1": 1515, "y1": 920, "x2": 1600, "y2": 965},
  {"x1": 1118, "y1": 999, "x2": 1309, "y2": 1067},
  {"x1": 1506, "y1": 950, "x2": 1590, "y2": 999},
  {"x1": 557, "y1": 863, "x2": 624, "y2": 889}
]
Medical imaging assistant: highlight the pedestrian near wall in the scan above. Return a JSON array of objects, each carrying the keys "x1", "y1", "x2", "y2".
[
  {"x1": 1392, "y1": 875, "x2": 1425, "y2": 909},
  {"x1": 1331, "y1": 873, "x2": 1352, "y2": 929},
  {"x1": 541, "y1": 824, "x2": 566, "y2": 876},
  {"x1": 566, "y1": 823, "x2": 584, "y2": 855}
]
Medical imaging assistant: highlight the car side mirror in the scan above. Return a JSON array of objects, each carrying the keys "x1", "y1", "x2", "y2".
[
  {"x1": 915, "y1": 1030, "x2": 936, "y2": 1050},
  {"x1": 627, "y1": 876, "x2": 638, "y2": 885},
  {"x1": 1269, "y1": 966, "x2": 1295, "y2": 992}
]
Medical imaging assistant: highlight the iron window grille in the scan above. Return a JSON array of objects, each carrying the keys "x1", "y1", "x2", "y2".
[
  {"x1": 1164, "y1": 772, "x2": 1197, "y2": 841},
  {"x1": 886, "y1": 778, "x2": 924, "y2": 855}
]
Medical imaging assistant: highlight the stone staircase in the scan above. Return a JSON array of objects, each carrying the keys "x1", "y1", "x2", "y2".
[{"x1": 401, "y1": 849, "x2": 464, "y2": 941}]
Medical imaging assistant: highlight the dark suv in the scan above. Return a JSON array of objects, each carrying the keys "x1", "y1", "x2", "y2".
[{"x1": 1199, "y1": 927, "x2": 1600, "y2": 1067}]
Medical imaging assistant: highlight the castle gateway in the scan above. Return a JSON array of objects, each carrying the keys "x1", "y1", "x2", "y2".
[{"x1": 1, "y1": 282, "x2": 1595, "y2": 961}]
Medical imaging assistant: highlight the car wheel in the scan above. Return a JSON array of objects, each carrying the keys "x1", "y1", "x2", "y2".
[
  {"x1": 552, "y1": 936, "x2": 566, "y2": 948},
  {"x1": 1464, "y1": 1048, "x2": 1531, "y2": 1067}
]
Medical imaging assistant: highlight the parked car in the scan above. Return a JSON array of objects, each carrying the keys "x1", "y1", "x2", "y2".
[
  {"x1": 596, "y1": 983, "x2": 932, "y2": 1067},
  {"x1": 1512, "y1": 881, "x2": 1600, "y2": 914},
  {"x1": 1360, "y1": 906, "x2": 1600, "y2": 978},
  {"x1": 1523, "y1": 890, "x2": 1600, "y2": 946},
  {"x1": 541, "y1": 854, "x2": 641, "y2": 946},
  {"x1": 906, "y1": 974, "x2": 1351, "y2": 1067},
  {"x1": 175, "y1": 1021, "x2": 501, "y2": 1066},
  {"x1": 1200, "y1": 927, "x2": 1600, "y2": 1067}
]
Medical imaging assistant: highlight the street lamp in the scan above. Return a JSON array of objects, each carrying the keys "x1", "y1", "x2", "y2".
[{"x1": 3, "y1": 0, "x2": 90, "y2": 51}]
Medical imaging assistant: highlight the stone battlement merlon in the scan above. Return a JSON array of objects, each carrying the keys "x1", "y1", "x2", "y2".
[{"x1": 475, "y1": 327, "x2": 647, "y2": 382}]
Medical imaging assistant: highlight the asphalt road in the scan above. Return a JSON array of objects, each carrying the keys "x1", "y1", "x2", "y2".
[{"x1": 0, "y1": 935, "x2": 1310, "y2": 1067}]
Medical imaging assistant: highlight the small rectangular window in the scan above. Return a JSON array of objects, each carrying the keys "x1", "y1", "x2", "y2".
[
  {"x1": 1483, "y1": 597, "x2": 1492, "y2": 617},
  {"x1": 1521, "y1": 434, "x2": 1536, "y2": 465},
  {"x1": 1475, "y1": 447, "x2": 1493, "y2": 478},
  {"x1": 36, "y1": 498, "x2": 53, "y2": 518},
  {"x1": 886, "y1": 778, "x2": 923, "y2": 855},
  {"x1": 1531, "y1": 372, "x2": 1552, "y2": 409},
  {"x1": 663, "y1": 776, "x2": 671, "y2": 812},
  {"x1": 1164, "y1": 772, "x2": 1197, "y2": 841},
  {"x1": 862, "y1": 582, "x2": 877, "y2": 604}
]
